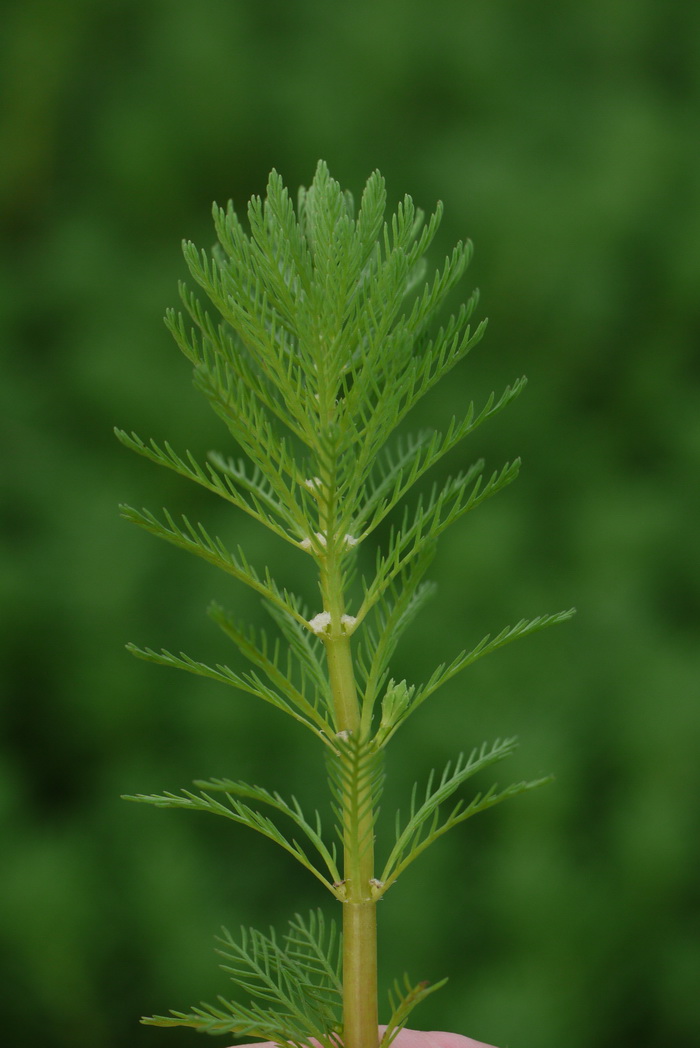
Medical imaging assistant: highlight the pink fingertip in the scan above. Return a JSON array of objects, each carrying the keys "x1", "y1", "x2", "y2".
[
  {"x1": 223, "y1": 1030, "x2": 499, "y2": 1048},
  {"x1": 380, "y1": 1027, "x2": 499, "y2": 1048}
]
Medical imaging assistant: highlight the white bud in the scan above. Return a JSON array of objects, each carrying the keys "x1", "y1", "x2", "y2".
[
  {"x1": 341, "y1": 614, "x2": 357, "y2": 632},
  {"x1": 344, "y1": 534, "x2": 358, "y2": 548},
  {"x1": 308, "y1": 611, "x2": 332, "y2": 635},
  {"x1": 300, "y1": 531, "x2": 327, "y2": 552}
]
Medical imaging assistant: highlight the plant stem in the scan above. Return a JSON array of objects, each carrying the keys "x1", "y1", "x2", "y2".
[{"x1": 320, "y1": 555, "x2": 379, "y2": 1048}]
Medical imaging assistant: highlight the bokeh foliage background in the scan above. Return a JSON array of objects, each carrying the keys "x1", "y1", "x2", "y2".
[{"x1": 1, "y1": 2, "x2": 699, "y2": 1047}]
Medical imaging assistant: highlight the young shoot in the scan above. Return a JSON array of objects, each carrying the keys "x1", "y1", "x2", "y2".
[{"x1": 118, "y1": 161, "x2": 574, "y2": 1048}]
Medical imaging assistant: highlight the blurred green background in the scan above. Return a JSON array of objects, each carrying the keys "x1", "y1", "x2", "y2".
[{"x1": 1, "y1": 2, "x2": 698, "y2": 1047}]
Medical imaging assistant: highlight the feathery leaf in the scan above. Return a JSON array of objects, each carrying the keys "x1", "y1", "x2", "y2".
[
  {"x1": 380, "y1": 974, "x2": 449, "y2": 1048},
  {"x1": 143, "y1": 910, "x2": 343, "y2": 1046},
  {"x1": 123, "y1": 786, "x2": 339, "y2": 894},
  {"x1": 379, "y1": 739, "x2": 551, "y2": 889},
  {"x1": 119, "y1": 505, "x2": 310, "y2": 627},
  {"x1": 327, "y1": 733, "x2": 385, "y2": 874}
]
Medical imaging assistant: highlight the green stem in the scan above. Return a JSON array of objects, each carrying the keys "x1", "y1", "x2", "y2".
[{"x1": 320, "y1": 555, "x2": 379, "y2": 1048}]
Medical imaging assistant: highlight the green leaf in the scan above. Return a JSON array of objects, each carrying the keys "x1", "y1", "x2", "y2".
[
  {"x1": 353, "y1": 378, "x2": 527, "y2": 539},
  {"x1": 141, "y1": 1001, "x2": 268, "y2": 1037},
  {"x1": 356, "y1": 543, "x2": 437, "y2": 737},
  {"x1": 192, "y1": 778, "x2": 341, "y2": 887},
  {"x1": 378, "y1": 738, "x2": 552, "y2": 889},
  {"x1": 284, "y1": 910, "x2": 343, "y2": 998},
  {"x1": 142, "y1": 910, "x2": 343, "y2": 1047},
  {"x1": 123, "y1": 786, "x2": 339, "y2": 894},
  {"x1": 357, "y1": 459, "x2": 521, "y2": 624},
  {"x1": 191, "y1": 355, "x2": 310, "y2": 485},
  {"x1": 171, "y1": 278, "x2": 311, "y2": 442},
  {"x1": 125, "y1": 642, "x2": 333, "y2": 743},
  {"x1": 326, "y1": 733, "x2": 384, "y2": 884},
  {"x1": 114, "y1": 429, "x2": 304, "y2": 544},
  {"x1": 216, "y1": 914, "x2": 342, "y2": 1036},
  {"x1": 380, "y1": 974, "x2": 449, "y2": 1048},
  {"x1": 262, "y1": 597, "x2": 330, "y2": 703},
  {"x1": 119, "y1": 504, "x2": 310, "y2": 627},
  {"x1": 208, "y1": 448, "x2": 312, "y2": 527},
  {"x1": 407, "y1": 608, "x2": 577, "y2": 724},
  {"x1": 353, "y1": 169, "x2": 387, "y2": 269},
  {"x1": 342, "y1": 303, "x2": 488, "y2": 497},
  {"x1": 207, "y1": 601, "x2": 335, "y2": 734}
]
